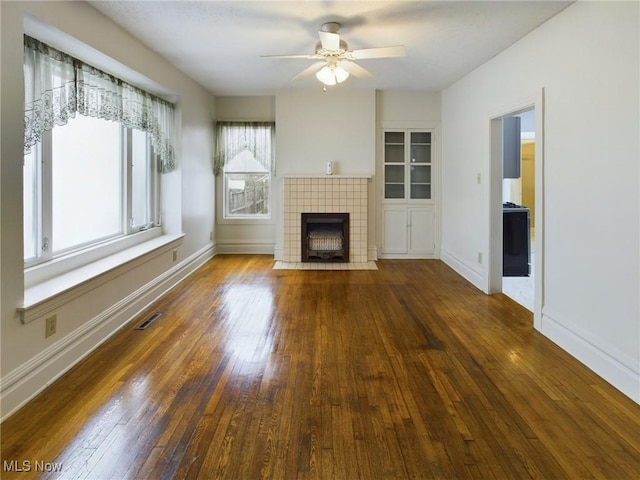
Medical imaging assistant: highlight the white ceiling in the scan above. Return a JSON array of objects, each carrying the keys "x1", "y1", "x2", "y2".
[{"x1": 89, "y1": 1, "x2": 572, "y2": 96}]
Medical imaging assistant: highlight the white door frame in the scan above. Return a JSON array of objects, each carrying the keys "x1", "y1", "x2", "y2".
[{"x1": 488, "y1": 89, "x2": 545, "y2": 330}]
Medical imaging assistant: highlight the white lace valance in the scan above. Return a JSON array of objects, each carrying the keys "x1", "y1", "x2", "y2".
[{"x1": 24, "y1": 35, "x2": 177, "y2": 173}]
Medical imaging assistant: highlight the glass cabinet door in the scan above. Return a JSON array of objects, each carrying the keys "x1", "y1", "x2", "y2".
[
  {"x1": 409, "y1": 132, "x2": 431, "y2": 199},
  {"x1": 384, "y1": 131, "x2": 405, "y2": 199},
  {"x1": 384, "y1": 130, "x2": 433, "y2": 201}
]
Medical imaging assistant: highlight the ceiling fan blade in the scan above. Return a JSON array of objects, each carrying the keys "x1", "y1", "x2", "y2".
[
  {"x1": 292, "y1": 61, "x2": 326, "y2": 81},
  {"x1": 350, "y1": 45, "x2": 406, "y2": 59},
  {"x1": 340, "y1": 61, "x2": 373, "y2": 79},
  {"x1": 318, "y1": 30, "x2": 340, "y2": 51},
  {"x1": 261, "y1": 53, "x2": 321, "y2": 59}
]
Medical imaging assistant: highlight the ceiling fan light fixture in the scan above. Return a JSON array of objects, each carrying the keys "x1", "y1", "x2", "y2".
[
  {"x1": 315, "y1": 64, "x2": 349, "y2": 86},
  {"x1": 316, "y1": 66, "x2": 336, "y2": 85},
  {"x1": 334, "y1": 65, "x2": 350, "y2": 83}
]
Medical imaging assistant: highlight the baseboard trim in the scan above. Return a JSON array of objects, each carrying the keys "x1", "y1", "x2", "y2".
[
  {"x1": 440, "y1": 248, "x2": 486, "y2": 293},
  {"x1": 215, "y1": 241, "x2": 274, "y2": 255},
  {"x1": 541, "y1": 309, "x2": 640, "y2": 403},
  {"x1": 0, "y1": 243, "x2": 214, "y2": 422}
]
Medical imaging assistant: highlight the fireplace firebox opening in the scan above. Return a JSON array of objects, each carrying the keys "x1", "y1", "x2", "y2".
[{"x1": 301, "y1": 213, "x2": 349, "y2": 263}]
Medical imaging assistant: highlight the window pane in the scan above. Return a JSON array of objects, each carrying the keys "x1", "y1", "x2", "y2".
[
  {"x1": 131, "y1": 128, "x2": 151, "y2": 228},
  {"x1": 224, "y1": 173, "x2": 270, "y2": 217},
  {"x1": 52, "y1": 115, "x2": 122, "y2": 252},
  {"x1": 23, "y1": 147, "x2": 39, "y2": 259}
]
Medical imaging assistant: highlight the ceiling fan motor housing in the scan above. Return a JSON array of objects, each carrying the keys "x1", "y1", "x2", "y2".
[
  {"x1": 315, "y1": 39, "x2": 348, "y2": 55},
  {"x1": 321, "y1": 22, "x2": 341, "y2": 34}
]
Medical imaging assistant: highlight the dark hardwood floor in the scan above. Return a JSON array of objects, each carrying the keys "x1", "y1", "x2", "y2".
[{"x1": 1, "y1": 255, "x2": 639, "y2": 479}]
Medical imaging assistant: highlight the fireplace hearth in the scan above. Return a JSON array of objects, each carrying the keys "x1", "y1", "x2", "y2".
[{"x1": 302, "y1": 213, "x2": 349, "y2": 262}]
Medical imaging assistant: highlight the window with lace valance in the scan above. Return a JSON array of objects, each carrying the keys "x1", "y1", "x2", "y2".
[{"x1": 23, "y1": 35, "x2": 176, "y2": 173}]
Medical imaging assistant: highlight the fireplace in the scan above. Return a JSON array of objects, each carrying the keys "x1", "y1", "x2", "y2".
[
  {"x1": 282, "y1": 176, "x2": 369, "y2": 263},
  {"x1": 302, "y1": 213, "x2": 349, "y2": 262}
]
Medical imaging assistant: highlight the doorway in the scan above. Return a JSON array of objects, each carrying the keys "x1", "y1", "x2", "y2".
[
  {"x1": 501, "y1": 110, "x2": 535, "y2": 311},
  {"x1": 488, "y1": 91, "x2": 544, "y2": 329}
]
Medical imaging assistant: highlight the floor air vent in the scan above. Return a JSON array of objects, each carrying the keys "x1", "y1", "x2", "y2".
[{"x1": 135, "y1": 312, "x2": 164, "y2": 330}]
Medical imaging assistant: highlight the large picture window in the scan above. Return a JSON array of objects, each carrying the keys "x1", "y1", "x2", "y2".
[
  {"x1": 23, "y1": 115, "x2": 158, "y2": 265},
  {"x1": 22, "y1": 35, "x2": 172, "y2": 269},
  {"x1": 215, "y1": 122, "x2": 275, "y2": 219}
]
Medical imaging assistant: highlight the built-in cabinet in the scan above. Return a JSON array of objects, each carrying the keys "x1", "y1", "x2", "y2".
[{"x1": 380, "y1": 128, "x2": 438, "y2": 258}]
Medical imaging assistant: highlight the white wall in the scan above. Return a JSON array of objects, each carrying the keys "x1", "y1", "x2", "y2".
[
  {"x1": 1, "y1": 1, "x2": 215, "y2": 418},
  {"x1": 441, "y1": 1, "x2": 639, "y2": 401},
  {"x1": 376, "y1": 90, "x2": 441, "y2": 123}
]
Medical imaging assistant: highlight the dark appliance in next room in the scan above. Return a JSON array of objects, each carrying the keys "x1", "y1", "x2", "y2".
[{"x1": 503, "y1": 202, "x2": 530, "y2": 276}]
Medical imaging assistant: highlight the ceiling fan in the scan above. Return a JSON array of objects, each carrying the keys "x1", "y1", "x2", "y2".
[{"x1": 262, "y1": 22, "x2": 406, "y2": 87}]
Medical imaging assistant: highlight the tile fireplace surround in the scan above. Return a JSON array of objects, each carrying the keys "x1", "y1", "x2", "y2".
[{"x1": 283, "y1": 176, "x2": 369, "y2": 263}]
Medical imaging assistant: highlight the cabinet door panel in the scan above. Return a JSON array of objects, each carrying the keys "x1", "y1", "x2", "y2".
[
  {"x1": 408, "y1": 208, "x2": 435, "y2": 256},
  {"x1": 382, "y1": 207, "x2": 408, "y2": 254}
]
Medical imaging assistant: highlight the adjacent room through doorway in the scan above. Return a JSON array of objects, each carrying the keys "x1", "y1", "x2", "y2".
[{"x1": 501, "y1": 109, "x2": 535, "y2": 311}]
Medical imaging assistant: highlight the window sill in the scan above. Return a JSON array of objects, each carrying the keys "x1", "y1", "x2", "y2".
[{"x1": 18, "y1": 233, "x2": 184, "y2": 324}]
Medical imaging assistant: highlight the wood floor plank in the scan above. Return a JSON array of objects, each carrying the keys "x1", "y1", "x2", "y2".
[{"x1": 1, "y1": 255, "x2": 639, "y2": 479}]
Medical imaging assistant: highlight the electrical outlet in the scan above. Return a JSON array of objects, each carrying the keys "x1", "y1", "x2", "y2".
[
  {"x1": 45, "y1": 315, "x2": 57, "y2": 338},
  {"x1": 477, "y1": 252, "x2": 483, "y2": 264}
]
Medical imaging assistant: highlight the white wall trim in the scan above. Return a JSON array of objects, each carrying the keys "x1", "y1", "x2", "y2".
[
  {"x1": 0, "y1": 242, "x2": 214, "y2": 422},
  {"x1": 215, "y1": 241, "x2": 275, "y2": 255},
  {"x1": 541, "y1": 309, "x2": 640, "y2": 403},
  {"x1": 440, "y1": 248, "x2": 485, "y2": 292},
  {"x1": 379, "y1": 253, "x2": 438, "y2": 260}
]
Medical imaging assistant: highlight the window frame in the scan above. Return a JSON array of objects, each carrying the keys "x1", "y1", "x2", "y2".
[
  {"x1": 222, "y1": 170, "x2": 272, "y2": 219},
  {"x1": 217, "y1": 122, "x2": 274, "y2": 221},
  {"x1": 23, "y1": 118, "x2": 160, "y2": 270},
  {"x1": 126, "y1": 128, "x2": 161, "y2": 234}
]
